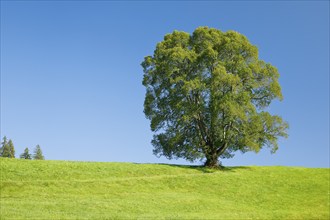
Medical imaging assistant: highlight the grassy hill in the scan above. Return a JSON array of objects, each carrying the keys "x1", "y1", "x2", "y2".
[{"x1": 0, "y1": 158, "x2": 329, "y2": 219}]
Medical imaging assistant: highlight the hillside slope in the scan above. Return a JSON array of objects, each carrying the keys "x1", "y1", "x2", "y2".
[{"x1": 0, "y1": 158, "x2": 329, "y2": 219}]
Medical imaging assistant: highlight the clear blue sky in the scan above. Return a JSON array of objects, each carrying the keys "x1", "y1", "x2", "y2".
[{"x1": 1, "y1": 1, "x2": 329, "y2": 167}]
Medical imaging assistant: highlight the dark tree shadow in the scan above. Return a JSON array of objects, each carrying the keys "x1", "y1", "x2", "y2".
[{"x1": 149, "y1": 163, "x2": 252, "y2": 173}]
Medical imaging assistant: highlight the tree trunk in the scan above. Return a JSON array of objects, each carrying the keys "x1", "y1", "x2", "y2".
[{"x1": 204, "y1": 152, "x2": 220, "y2": 168}]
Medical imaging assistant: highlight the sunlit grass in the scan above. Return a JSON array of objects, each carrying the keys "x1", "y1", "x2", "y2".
[{"x1": 1, "y1": 158, "x2": 329, "y2": 219}]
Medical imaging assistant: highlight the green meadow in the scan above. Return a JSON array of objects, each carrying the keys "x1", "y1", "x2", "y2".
[{"x1": 0, "y1": 158, "x2": 329, "y2": 219}]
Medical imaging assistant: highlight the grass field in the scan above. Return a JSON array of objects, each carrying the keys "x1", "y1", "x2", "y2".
[{"x1": 0, "y1": 158, "x2": 329, "y2": 219}]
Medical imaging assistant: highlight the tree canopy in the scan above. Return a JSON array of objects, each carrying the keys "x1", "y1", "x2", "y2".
[{"x1": 142, "y1": 27, "x2": 288, "y2": 167}]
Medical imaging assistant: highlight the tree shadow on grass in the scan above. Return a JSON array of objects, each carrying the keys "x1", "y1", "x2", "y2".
[{"x1": 152, "y1": 163, "x2": 252, "y2": 173}]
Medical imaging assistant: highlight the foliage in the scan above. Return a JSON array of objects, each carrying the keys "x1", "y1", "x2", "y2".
[
  {"x1": 8, "y1": 140, "x2": 15, "y2": 158},
  {"x1": 0, "y1": 136, "x2": 15, "y2": 158},
  {"x1": 142, "y1": 27, "x2": 288, "y2": 167},
  {"x1": 20, "y1": 148, "x2": 32, "y2": 160},
  {"x1": 0, "y1": 158, "x2": 329, "y2": 219},
  {"x1": 32, "y1": 145, "x2": 44, "y2": 160},
  {"x1": 0, "y1": 136, "x2": 8, "y2": 157}
]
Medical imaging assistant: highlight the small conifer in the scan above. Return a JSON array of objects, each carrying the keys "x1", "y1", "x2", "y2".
[
  {"x1": 0, "y1": 136, "x2": 8, "y2": 156},
  {"x1": 8, "y1": 140, "x2": 15, "y2": 158},
  {"x1": 20, "y1": 148, "x2": 32, "y2": 159},
  {"x1": 1, "y1": 138, "x2": 15, "y2": 158},
  {"x1": 33, "y1": 145, "x2": 45, "y2": 160}
]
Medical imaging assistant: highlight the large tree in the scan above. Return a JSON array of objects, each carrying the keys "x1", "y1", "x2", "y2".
[{"x1": 142, "y1": 27, "x2": 288, "y2": 167}]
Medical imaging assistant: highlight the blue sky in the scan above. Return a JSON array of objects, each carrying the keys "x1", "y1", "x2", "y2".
[{"x1": 1, "y1": 1, "x2": 329, "y2": 167}]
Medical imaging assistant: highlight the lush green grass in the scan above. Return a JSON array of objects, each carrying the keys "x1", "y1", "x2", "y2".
[{"x1": 0, "y1": 158, "x2": 329, "y2": 219}]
